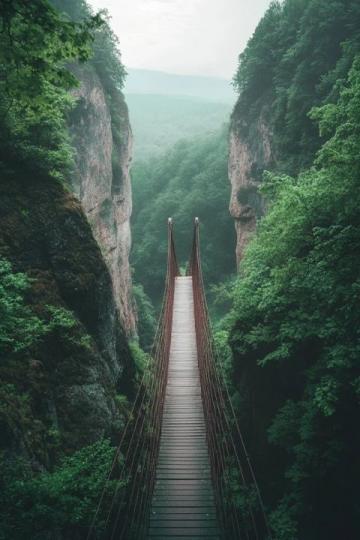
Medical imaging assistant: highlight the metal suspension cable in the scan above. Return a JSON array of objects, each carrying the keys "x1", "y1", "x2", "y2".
[
  {"x1": 187, "y1": 217, "x2": 272, "y2": 540},
  {"x1": 87, "y1": 218, "x2": 179, "y2": 540}
]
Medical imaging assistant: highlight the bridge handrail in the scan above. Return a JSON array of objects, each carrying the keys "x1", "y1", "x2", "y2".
[
  {"x1": 188, "y1": 217, "x2": 272, "y2": 540},
  {"x1": 87, "y1": 218, "x2": 178, "y2": 540}
]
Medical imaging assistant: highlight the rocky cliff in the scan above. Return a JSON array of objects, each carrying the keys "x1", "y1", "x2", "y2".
[
  {"x1": 0, "y1": 174, "x2": 134, "y2": 467},
  {"x1": 69, "y1": 65, "x2": 136, "y2": 336},
  {"x1": 228, "y1": 106, "x2": 273, "y2": 267},
  {"x1": 228, "y1": 0, "x2": 358, "y2": 267}
]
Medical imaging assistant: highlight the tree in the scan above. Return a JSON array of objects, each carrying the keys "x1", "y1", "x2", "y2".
[
  {"x1": 0, "y1": 0, "x2": 101, "y2": 180},
  {"x1": 0, "y1": 439, "x2": 124, "y2": 539},
  {"x1": 230, "y1": 56, "x2": 360, "y2": 539},
  {"x1": 0, "y1": 258, "x2": 46, "y2": 354}
]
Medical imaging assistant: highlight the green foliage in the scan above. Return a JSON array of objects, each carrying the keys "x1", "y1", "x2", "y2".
[
  {"x1": 50, "y1": 0, "x2": 90, "y2": 21},
  {"x1": 129, "y1": 339, "x2": 151, "y2": 375},
  {"x1": 0, "y1": 383, "x2": 33, "y2": 445},
  {"x1": 47, "y1": 305, "x2": 78, "y2": 329},
  {"x1": 0, "y1": 258, "x2": 46, "y2": 354},
  {"x1": 47, "y1": 305, "x2": 92, "y2": 350},
  {"x1": 131, "y1": 128, "x2": 236, "y2": 306},
  {"x1": 0, "y1": 0, "x2": 101, "y2": 180},
  {"x1": 209, "y1": 276, "x2": 237, "y2": 322},
  {"x1": 53, "y1": 0, "x2": 128, "y2": 93},
  {"x1": 230, "y1": 57, "x2": 360, "y2": 538},
  {"x1": 132, "y1": 283, "x2": 157, "y2": 351},
  {"x1": 269, "y1": 497, "x2": 298, "y2": 540},
  {"x1": 228, "y1": 474, "x2": 259, "y2": 523},
  {"x1": 91, "y1": 10, "x2": 127, "y2": 94},
  {"x1": 52, "y1": 0, "x2": 128, "y2": 194},
  {"x1": 233, "y1": 0, "x2": 360, "y2": 173},
  {"x1": 0, "y1": 257, "x2": 93, "y2": 357},
  {"x1": 0, "y1": 5, "x2": 131, "y2": 538},
  {"x1": 213, "y1": 330, "x2": 233, "y2": 387},
  {"x1": 114, "y1": 393, "x2": 129, "y2": 410},
  {"x1": 0, "y1": 439, "x2": 124, "y2": 539},
  {"x1": 233, "y1": 1, "x2": 282, "y2": 100},
  {"x1": 0, "y1": 256, "x2": 98, "y2": 462}
]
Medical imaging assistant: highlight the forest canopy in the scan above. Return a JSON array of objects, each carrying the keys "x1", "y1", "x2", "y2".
[
  {"x1": 227, "y1": 0, "x2": 360, "y2": 535},
  {"x1": 131, "y1": 127, "x2": 236, "y2": 307},
  {"x1": 0, "y1": 0, "x2": 100, "y2": 180},
  {"x1": 0, "y1": 0, "x2": 127, "y2": 182},
  {"x1": 233, "y1": 0, "x2": 360, "y2": 174}
]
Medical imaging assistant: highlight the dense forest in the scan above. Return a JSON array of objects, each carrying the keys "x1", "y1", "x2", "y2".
[
  {"x1": 0, "y1": 1, "x2": 135, "y2": 538},
  {"x1": 226, "y1": 0, "x2": 360, "y2": 538},
  {"x1": 234, "y1": 0, "x2": 360, "y2": 170},
  {"x1": 131, "y1": 129, "x2": 235, "y2": 294},
  {"x1": 1, "y1": 0, "x2": 360, "y2": 538}
]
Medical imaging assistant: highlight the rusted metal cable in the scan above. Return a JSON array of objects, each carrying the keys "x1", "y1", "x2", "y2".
[
  {"x1": 188, "y1": 217, "x2": 272, "y2": 540},
  {"x1": 87, "y1": 218, "x2": 178, "y2": 540}
]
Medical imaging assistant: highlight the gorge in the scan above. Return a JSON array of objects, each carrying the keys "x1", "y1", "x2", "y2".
[{"x1": 1, "y1": 0, "x2": 360, "y2": 539}]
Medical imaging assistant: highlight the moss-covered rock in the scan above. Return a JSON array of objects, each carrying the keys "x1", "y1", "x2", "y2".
[{"x1": 0, "y1": 173, "x2": 134, "y2": 467}]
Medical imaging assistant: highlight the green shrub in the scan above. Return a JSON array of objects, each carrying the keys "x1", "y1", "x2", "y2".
[
  {"x1": 0, "y1": 439, "x2": 124, "y2": 539},
  {"x1": 230, "y1": 56, "x2": 360, "y2": 538},
  {"x1": 0, "y1": 258, "x2": 46, "y2": 355}
]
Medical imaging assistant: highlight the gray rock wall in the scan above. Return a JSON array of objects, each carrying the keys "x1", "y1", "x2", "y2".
[
  {"x1": 0, "y1": 175, "x2": 134, "y2": 463},
  {"x1": 69, "y1": 66, "x2": 136, "y2": 335},
  {"x1": 228, "y1": 112, "x2": 273, "y2": 266}
]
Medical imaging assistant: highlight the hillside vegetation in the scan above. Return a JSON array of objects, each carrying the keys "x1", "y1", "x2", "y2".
[
  {"x1": 1, "y1": 0, "x2": 360, "y2": 538},
  {"x1": 131, "y1": 128, "x2": 236, "y2": 309},
  {"x1": 226, "y1": 0, "x2": 360, "y2": 538},
  {"x1": 0, "y1": 2, "x2": 133, "y2": 538},
  {"x1": 232, "y1": 0, "x2": 360, "y2": 174},
  {"x1": 126, "y1": 94, "x2": 231, "y2": 159}
]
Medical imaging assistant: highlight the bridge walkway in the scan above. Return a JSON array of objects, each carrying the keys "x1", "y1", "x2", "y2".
[{"x1": 148, "y1": 276, "x2": 221, "y2": 539}]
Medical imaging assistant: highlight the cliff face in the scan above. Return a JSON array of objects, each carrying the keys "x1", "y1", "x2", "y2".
[
  {"x1": 228, "y1": 109, "x2": 273, "y2": 266},
  {"x1": 69, "y1": 65, "x2": 136, "y2": 335},
  {"x1": 0, "y1": 175, "x2": 134, "y2": 466}
]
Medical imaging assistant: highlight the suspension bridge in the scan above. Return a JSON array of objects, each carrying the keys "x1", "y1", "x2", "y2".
[{"x1": 87, "y1": 218, "x2": 271, "y2": 540}]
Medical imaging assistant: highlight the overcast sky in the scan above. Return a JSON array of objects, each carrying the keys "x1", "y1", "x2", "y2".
[{"x1": 88, "y1": 0, "x2": 271, "y2": 79}]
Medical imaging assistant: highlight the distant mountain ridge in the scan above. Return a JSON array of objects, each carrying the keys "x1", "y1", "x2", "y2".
[
  {"x1": 124, "y1": 68, "x2": 236, "y2": 103},
  {"x1": 126, "y1": 93, "x2": 231, "y2": 160}
]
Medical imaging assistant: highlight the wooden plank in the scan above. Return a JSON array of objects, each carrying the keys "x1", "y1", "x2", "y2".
[
  {"x1": 151, "y1": 507, "x2": 215, "y2": 515},
  {"x1": 152, "y1": 495, "x2": 215, "y2": 502},
  {"x1": 148, "y1": 527, "x2": 220, "y2": 536},
  {"x1": 148, "y1": 537, "x2": 220, "y2": 540},
  {"x1": 149, "y1": 537, "x2": 220, "y2": 540},
  {"x1": 150, "y1": 520, "x2": 219, "y2": 528},
  {"x1": 152, "y1": 501, "x2": 215, "y2": 508}
]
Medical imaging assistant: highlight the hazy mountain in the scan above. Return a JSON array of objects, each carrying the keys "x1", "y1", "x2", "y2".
[
  {"x1": 124, "y1": 68, "x2": 236, "y2": 103},
  {"x1": 126, "y1": 93, "x2": 231, "y2": 160}
]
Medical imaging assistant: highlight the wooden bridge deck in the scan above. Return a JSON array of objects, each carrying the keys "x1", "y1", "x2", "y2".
[{"x1": 148, "y1": 276, "x2": 221, "y2": 539}]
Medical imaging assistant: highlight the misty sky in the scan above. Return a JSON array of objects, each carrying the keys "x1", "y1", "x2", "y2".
[{"x1": 89, "y1": 0, "x2": 271, "y2": 79}]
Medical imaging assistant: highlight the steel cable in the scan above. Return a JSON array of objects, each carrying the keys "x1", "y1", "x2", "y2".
[
  {"x1": 87, "y1": 218, "x2": 178, "y2": 540},
  {"x1": 188, "y1": 217, "x2": 272, "y2": 540}
]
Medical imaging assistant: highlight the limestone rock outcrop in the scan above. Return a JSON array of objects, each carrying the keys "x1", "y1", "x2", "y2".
[
  {"x1": 69, "y1": 66, "x2": 136, "y2": 335},
  {"x1": 228, "y1": 110, "x2": 273, "y2": 266}
]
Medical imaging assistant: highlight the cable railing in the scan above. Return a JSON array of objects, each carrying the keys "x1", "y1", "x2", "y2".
[
  {"x1": 187, "y1": 217, "x2": 272, "y2": 540},
  {"x1": 87, "y1": 218, "x2": 179, "y2": 540},
  {"x1": 88, "y1": 217, "x2": 271, "y2": 540}
]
